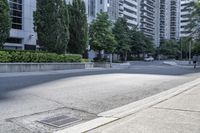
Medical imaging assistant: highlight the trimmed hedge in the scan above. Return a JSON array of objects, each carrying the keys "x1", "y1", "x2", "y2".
[{"x1": 0, "y1": 50, "x2": 82, "y2": 63}]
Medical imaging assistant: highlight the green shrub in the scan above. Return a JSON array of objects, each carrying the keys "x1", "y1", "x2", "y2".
[
  {"x1": 0, "y1": 51, "x2": 11, "y2": 62},
  {"x1": 0, "y1": 50, "x2": 82, "y2": 63},
  {"x1": 81, "y1": 58, "x2": 90, "y2": 62}
]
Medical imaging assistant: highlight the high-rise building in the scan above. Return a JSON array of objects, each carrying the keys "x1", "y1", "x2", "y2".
[
  {"x1": 4, "y1": 0, "x2": 37, "y2": 50},
  {"x1": 87, "y1": 0, "x2": 138, "y2": 27},
  {"x1": 159, "y1": 0, "x2": 166, "y2": 41},
  {"x1": 118, "y1": 0, "x2": 138, "y2": 26},
  {"x1": 139, "y1": 0, "x2": 156, "y2": 43},
  {"x1": 87, "y1": 0, "x2": 110, "y2": 23},
  {"x1": 139, "y1": 0, "x2": 181, "y2": 47},
  {"x1": 164, "y1": 0, "x2": 180, "y2": 40}
]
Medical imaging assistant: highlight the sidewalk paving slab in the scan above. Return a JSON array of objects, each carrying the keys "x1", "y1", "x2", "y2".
[{"x1": 88, "y1": 84, "x2": 200, "y2": 133}]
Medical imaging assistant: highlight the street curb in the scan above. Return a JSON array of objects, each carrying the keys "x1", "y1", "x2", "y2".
[{"x1": 54, "y1": 78, "x2": 200, "y2": 133}]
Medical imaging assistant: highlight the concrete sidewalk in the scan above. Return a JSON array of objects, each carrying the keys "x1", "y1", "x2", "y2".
[{"x1": 88, "y1": 84, "x2": 200, "y2": 133}]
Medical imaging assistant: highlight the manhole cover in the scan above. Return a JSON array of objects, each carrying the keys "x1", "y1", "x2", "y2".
[{"x1": 38, "y1": 115, "x2": 81, "y2": 128}]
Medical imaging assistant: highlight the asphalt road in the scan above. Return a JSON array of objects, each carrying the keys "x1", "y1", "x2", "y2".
[{"x1": 0, "y1": 62, "x2": 200, "y2": 132}]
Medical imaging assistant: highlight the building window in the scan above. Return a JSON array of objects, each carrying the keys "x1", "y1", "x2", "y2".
[
  {"x1": 89, "y1": 0, "x2": 95, "y2": 17},
  {"x1": 100, "y1": 0, "x2": 103, "y2": 4},
  {"x1": 6, "y1": 37, "x2": 23, "y2": 44},
  {"x1": 9, "y1": 0, "x2": 23, "y2": 30},
  {"x1": 24, "y1": 44, "x2": 36, "y2": 50}
]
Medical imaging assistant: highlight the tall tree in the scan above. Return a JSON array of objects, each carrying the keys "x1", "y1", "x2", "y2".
[
  {"x1": 34, "y1": 0, "x2": 69, "y2": 54},
  {"x1": 68, "y1": 0, "x2": 88, "y2": 55},
  {"x1": 0, "y1": 0, "x2": 11, "y2": 48},
  {"x1": 113, "y1": 17, "x2": 130, "y2": 61},
  {"x1": 179, "y1": 37, "x2": 190, "y2": 59},
  {"x1": 89, "y1": 13, "x2": 117, "y2": 59},
  {"x1": 192, "y1": 1, "x2": 200, "y2": 40},
  {"x1": 129, "y1": 29, "x2": 154, "y2": 57},
  {"x1": 185, "y1": 1, "x2": 200, "y2": 40},
  {"x1": 160, "y1": 40, "x2": 180, "y2": 58}
]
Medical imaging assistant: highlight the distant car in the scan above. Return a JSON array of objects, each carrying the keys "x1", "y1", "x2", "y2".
[{"x1": 144, "y1": 56, "x2": 154, "y2": 61}]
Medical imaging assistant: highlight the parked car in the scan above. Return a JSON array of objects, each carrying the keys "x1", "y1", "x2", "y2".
[{"x1": 144, "y1": 56, "x2": 154, "y2": 61}]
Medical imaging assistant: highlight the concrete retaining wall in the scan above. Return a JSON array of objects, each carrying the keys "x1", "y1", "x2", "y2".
[
  {"x1": 0, "y1": 63, "x2": 94, "y2": 73},
  {"x1": 94, "y1": 63, "x2": 111, "y2": 68},
  {"x1": 112, "y1": 63, "x2": 130, "y2": 69}
]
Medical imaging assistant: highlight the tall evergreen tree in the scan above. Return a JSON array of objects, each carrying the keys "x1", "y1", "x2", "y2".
[
  {"x1": 68, "y1": 0, "x2": 88, "y2": 55},
  {"x1": 34, "y1": 0, "x2": 69, "y2": 54},
  {"x1": 129, "y1": 28, "x2": 154, "y2": 57},
  {"x1": 113, "y1": 17, "x2": 130, "y2": 61},
  {"x1": 192, "y1": 1, "x2": 200, "y2": 40},
  {"x1": 185, "y1": 1, "x2": 200, "y2": 40},
  {"x1": 89, "y1": 13, "x2": 117, "y2": 59},
  {"x1": 160, "y1": 40, "x2": 180, "y2": 58},
  {"x1": 0, "y1": 0, "x2": 11, "y2": 48}
]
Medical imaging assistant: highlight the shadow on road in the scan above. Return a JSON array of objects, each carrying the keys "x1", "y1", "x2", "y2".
[{"x1": 0, "y1": 65, "x2": 200, "y2": 99}]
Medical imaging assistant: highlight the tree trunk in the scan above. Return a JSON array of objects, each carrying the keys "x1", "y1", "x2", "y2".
[
  {"x1": 98, "y1": 50, "x2": 101, "y2": 59},
  {"x1": 125, "y1": 52, "x2": 127, "y2": 62}
]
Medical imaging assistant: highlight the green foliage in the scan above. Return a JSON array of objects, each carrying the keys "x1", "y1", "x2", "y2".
[
  {"x1": 184, "y1": 1, "x2": 200, "y2": 40},
  {"x1": 159, "y1": 40, "x2": 181, "y2": 58},
  {"x1": 81, "y1": 58, "x2": 90, "y2": 62},
  {"x1": 113, "y1": 17, "x2": 130, "y2": 60},
  {"x1": 89, "y1": 13, "x2": 117, "y2": 58},
  {"x1": 34, "y1": 0, "x2": 69, "y2": 54},
  {"x1": 193, "y1": 1, "x2": 200, "y2": 40},
  {"x1": 0, "y1": 0, "x2": 11, "y2": 48},
  {"x1": 192, "y1": 41, "x2": 200, "y2": 54},
  {"x1": 0, "y1": 50, "x2": 82, "y2": 63},
  {"x1": 179, "y1": 37, "x2": 190, "y2": 59},
  {"x1": 129, "y1": 28, "x2": 155, "y2": 55},
  {"x1": 68, "y1": 0, "x2": 88, "y2": 55},
  {"x1": 0, "y1": 51, "x2": 11, "y2": 62}
]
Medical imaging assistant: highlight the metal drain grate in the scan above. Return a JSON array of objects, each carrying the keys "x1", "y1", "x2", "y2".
[{"x1": 38, "y1": 115, "x2": 81, "y2": 128}]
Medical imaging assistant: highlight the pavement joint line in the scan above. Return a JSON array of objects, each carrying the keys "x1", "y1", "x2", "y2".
[
  {"x1": 152, "y1": 107, "x2": 200, "y2": 113},
  {"x1": 53, "y1": 78, "x2": 200, "y2": 133}
]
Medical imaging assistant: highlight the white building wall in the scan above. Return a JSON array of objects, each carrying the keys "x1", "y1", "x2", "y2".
[
  {"x1": 164, "y1": 0, "x2": 180, "y2": 40},
  {"x1": 4, "y1": 0, "x2": 37, "y2": 50},
  {"x1": 122, "y1": 0, "x2": 138, "y2": 26}
]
